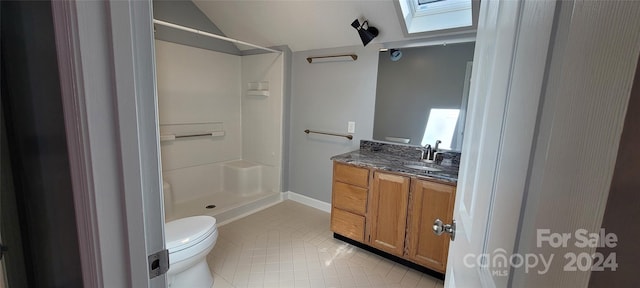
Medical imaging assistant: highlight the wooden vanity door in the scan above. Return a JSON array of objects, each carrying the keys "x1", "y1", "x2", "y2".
[
  {"x1": 368, "y1": 172, "x2": 410, "y2": 257},
  {"x1": 406, "y1": 179, "x2": 456, "y2": 273}
]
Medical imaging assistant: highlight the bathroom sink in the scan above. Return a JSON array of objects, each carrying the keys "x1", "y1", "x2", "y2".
[{"x1": 403, "y1": 162, "x2": 442, "y2": 172}]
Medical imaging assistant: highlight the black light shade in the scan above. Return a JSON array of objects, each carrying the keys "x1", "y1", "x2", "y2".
[
  {"x1": 351, "y1": 19, "x2": 379, "y2": 46},
  {"x1": 351, "y1": 19, "x2": 361, "y2": 29}
]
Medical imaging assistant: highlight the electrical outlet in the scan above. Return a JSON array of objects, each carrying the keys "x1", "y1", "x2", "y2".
[{"x1": 348, "y1": 121, "x2": 356, "y2": 133}]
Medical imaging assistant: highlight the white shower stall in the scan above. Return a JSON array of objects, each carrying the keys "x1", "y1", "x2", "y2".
[{"x1": 154, "y1": 39, "x2": 284, "y2": 224}]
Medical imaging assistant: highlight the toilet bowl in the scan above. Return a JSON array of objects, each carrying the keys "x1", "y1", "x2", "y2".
[{"x1": 164, "y1": 182, "x2": 218, "y2": 287}]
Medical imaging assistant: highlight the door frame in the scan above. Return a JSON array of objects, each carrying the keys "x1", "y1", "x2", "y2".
[{"x1": 52, "y1": 0, "x2": 165, "y2": 287}]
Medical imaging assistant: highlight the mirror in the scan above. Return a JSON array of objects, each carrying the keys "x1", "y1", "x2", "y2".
[{"x1": 373, "y1": 42, "x2": 475, "y2": 150}]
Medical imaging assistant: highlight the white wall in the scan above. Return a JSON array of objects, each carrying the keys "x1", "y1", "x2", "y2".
[
  {"x1": 288, "y1": 45, "x2": 379, "y2": 203},
  {"x1": 155, "y1": 40, "x2": 241, "y2": 203},
  {"x1": 241, "y1": 53, "x2": 284, "y2": 193}
]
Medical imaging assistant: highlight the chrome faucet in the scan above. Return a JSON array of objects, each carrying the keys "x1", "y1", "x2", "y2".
[
  {"x1": 433, "y1": 140, "x2": 443, "y2": 163},
  {"x1": 422, "y1": 140, "x2": 442, "y2": 161},
  {"x1": 422, "y1": 144, "x2": 433, "y2": 161},
  {"x1": 434, "y1": 140, "x2": 442, "y2": 151}
]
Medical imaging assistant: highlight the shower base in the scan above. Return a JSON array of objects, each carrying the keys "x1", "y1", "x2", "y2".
[{"x1": 169, "y1": 191, "x2": 282, "y2": 226}]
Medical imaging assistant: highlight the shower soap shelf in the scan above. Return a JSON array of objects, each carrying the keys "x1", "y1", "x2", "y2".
[{"x1": 247, "y1": 81, "x2": 269, "y2": 96}]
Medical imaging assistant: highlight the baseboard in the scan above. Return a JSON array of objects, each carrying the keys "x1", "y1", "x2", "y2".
[{"x1": 284, "y1": 191, "x2": 331, "y2": 213}]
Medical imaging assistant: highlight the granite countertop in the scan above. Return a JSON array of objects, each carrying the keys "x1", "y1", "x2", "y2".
[{"x1": 330, "y1": 149, "x2": 459, "y2": 184}]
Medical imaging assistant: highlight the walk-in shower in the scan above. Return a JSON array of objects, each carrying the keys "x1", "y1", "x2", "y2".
[{"x1": 154, "y1": 20, "x2": 285, "y2": 225}]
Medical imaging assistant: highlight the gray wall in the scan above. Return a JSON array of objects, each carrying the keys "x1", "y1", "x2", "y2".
[
  {"x1": 0, "y1": 99, "x2": 28, "y2": 288},
  {"x1": 1, "y1": 1, "x2": 82, "y2": 286},
  {"x1": 288, "y1": 46, "x2": 379, "y2": 203},
  {"x1": 373, "y1": 42, "x2": 475, "y2": 145},
  {"x1": 588, "y1": 56, "x2": 640, "y2": 288}
]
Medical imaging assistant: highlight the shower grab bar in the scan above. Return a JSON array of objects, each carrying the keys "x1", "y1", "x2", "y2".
[
  {"x1": 306, "y1": 54, "x2": 357, "y2": 63},
  {"x1": 160, "y1": 131, "x2": 225, "y2": 142},
  {"x1": 304, "y1": 129, "x2": 353, "y2": 140},
  {"x1": 176, "y1": 133, "x2": 214, "y2": 139}
]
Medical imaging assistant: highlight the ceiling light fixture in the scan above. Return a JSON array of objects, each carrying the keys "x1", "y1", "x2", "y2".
[{"x1": 351, "y1": 18, "x2": 379, "y2": 46}]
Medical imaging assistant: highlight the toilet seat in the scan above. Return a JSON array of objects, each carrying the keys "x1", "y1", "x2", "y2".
[{"x1": 165, "y1": 216, "x2": 218, "y2": 263}]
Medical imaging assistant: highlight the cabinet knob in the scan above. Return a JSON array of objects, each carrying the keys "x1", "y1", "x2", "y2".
[{"x1": 433, "y1": 218, "x2": 456, "y2": 241}]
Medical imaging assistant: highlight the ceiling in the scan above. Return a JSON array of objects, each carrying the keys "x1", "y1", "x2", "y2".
[{"x1": 193, "y1": 0, "x2": 414, "y2": 52}]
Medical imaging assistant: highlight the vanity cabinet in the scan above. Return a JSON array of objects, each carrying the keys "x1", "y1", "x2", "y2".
[
  {"x1": 369, "y1": 172, "x2": 410, "y2": 256},
  {"x1": 330, "y1": 161, "x2": 457, "y2": 274},
  {"x1": 330, "y1": 162, "x2": 369, "y2": 242},
  {"x1": 406, "y1": 179, "x2": 456, "y2": 273}
]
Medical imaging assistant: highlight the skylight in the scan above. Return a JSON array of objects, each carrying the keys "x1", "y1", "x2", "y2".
[{"x1": 399, "y1": 0, "x2": 473, "y2": 34}]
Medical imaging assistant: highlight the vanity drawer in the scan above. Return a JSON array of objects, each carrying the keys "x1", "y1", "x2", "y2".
[
  {"x1": 334, "y1": 162, "x2": 369, "y2": 188},
  {"x1": 331, "y1": 208, "x2": 365, "y2": 242},
  {"x1": 333, "y1": 181, "x2": 368, "y2": 215}
]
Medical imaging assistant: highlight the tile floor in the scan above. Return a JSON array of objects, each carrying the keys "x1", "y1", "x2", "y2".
[{"x1": 207, "y1": 200, "x2": 444, "y2": 288}]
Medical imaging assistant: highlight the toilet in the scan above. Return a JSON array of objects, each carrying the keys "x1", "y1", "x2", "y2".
[{"x1": 163, "y1": 182, "x2": 218, "y2": 288}]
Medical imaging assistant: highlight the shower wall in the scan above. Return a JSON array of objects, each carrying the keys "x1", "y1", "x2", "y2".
[
  {"x1": 155, "y1": 40, "x2": 283, "y2": 204},
  {"x1": 241, "y1": 53, "x2": 284, "y2": 194}
]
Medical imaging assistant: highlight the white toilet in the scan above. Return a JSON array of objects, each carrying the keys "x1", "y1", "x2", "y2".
[{"x1": 163, "y1": 181, "x2": 218, "y2": 288}]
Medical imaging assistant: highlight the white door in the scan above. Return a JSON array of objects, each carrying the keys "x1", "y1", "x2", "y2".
[{"x1": 445, "y1": 0, "x2": 557, "y2": 287}]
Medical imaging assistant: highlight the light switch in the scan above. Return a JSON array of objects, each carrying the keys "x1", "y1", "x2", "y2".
[{"x1": 348, "y1": 121, "x2": 356, "y2": 133}]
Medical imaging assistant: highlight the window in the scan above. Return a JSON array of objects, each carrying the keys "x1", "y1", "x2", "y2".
[
  {"x1": 399, "y1": 0, "x2": 473, "y2": 34},
  {"x1": 421, "y1": 108, "x2": 460, "y2": 149}
]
